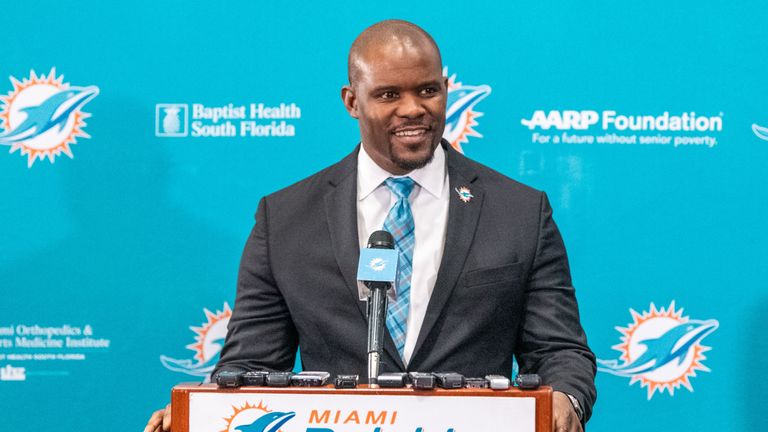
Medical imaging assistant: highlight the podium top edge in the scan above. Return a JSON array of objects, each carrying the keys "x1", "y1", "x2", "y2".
[{"x1": 172, "y1": 382, "x2": 552, "y2": 397}]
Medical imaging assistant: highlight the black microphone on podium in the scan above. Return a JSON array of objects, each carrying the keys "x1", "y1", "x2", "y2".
[{"x1": 358, "y1": 230, "x2": 396, "y2": 386}]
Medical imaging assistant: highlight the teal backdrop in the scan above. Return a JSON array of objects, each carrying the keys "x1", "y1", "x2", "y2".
[{"x1": 2, "y1": 1, "x2": 767, "y2": 431}]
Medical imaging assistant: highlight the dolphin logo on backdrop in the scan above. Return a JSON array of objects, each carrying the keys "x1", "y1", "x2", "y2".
[
  {"x1": 597, "y1": 301, "x2": 719, "y2": 399},
  {"x1": 752, "y1": 122, "x2": 768, "y2": 141},
  {"x1": 222, "y1": 401, "x2": 295, "y2": 432},
  {"x1": 0, "y1": 68, "x2": 99, "y2": 167},
  {"x1": 160, "y1": 303, "x2": 231, "y2": 379},
  {"x1": 442, "y1": 67, "x2": 491, "y2": 153}
]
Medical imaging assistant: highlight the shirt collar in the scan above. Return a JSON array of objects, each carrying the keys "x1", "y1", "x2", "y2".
[{"x1": 357, "y1": 143, "x2": 446, "y2": 200}]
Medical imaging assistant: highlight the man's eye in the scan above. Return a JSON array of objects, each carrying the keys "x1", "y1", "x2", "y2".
[
  {"x1": 380, "y1": 91, "x2": 398, "y2": 99},
  {"x1": 420, "y1": 87, "x2": 438, "y2": 96}
]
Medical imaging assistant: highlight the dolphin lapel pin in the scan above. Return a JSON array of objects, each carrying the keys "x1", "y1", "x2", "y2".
[{"x1": 454, "y1": 186, "x2": 474, "y2": 203}]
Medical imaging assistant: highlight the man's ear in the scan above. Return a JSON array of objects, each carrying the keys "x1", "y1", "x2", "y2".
[{"x1": 341, "y1": 85, "x2": 359, "y2": 119}]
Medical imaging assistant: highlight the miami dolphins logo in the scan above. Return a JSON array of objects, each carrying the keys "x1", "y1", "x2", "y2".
[
  {"x1": 753, "y1": 122, "x2": 768, "y2": 141},
  {"x1": 160, "y1": 303, "x2": 231, "y2": 378},
  {"x1": 454, "y1": 186, "x2": 474, "y2": 203},
  {"x1": 597, "y1": 301, "x2": 719, "y2": 399},
  {"x1": 442, "y1": 67, "x2": 491, "y2": 154},
  {"x1": 0, "y1": 68, "x2": 99, "y2": 167},
  {"x1": 221, "y1": 401, "x2": 295, "y2": 432},
  {"x1": 368, "y1": 257, "x2": 387, "y2": 272}
]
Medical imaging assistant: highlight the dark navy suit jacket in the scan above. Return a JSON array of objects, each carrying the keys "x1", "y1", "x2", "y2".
[{"x1": 213, "y1": 140, "x2": 597, "y2": 421}]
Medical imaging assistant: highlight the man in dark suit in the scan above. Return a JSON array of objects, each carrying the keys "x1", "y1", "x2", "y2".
[{"x1": 146, "y1": 19, "x2": 595, "y2": 432}]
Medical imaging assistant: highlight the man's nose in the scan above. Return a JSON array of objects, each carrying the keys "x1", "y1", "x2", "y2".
[{"x1": 396, "y1": 93, "x2": 426, "y2": 118}]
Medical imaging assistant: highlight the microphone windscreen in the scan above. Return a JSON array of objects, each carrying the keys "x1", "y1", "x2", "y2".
[{"x1": 367, "y1": 230, "x2": 394, "y2": 250}]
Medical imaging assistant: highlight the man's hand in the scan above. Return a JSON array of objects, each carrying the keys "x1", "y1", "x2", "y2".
[
  {"x1": 144, "y1": 403, "x2": 171, "y2": 432},
  {"x1": 553, "y1": 391, "x2": 583, "y2": 432}
]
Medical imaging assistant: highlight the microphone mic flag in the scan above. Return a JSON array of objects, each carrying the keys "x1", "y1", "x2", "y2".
[
  {"x1": 357, "y1": 230, "x2": 397, "y2": 385},
  {"x1": 358, "y1": 230, "x2": 398, "y2": 287}
]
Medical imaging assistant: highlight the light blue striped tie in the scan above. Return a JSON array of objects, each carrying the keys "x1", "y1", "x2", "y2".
[{"x1": 383, "y1": 177, "x2": 416, "y2": 360}]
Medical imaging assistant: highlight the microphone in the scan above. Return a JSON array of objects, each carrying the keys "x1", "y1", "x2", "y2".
[{"x1": 357, "y1": 230, "x2": 397, "y2": 386}]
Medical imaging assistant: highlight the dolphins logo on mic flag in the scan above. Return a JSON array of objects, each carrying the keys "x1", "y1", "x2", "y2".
[
  {"x1": 0, "y1": 68, "x2": 99, "y2": 167},
  {"x1": 368, "y1": 257, "x2": 387, "y2": 272},
  {"x1": 358, "y1": 248, "x2": 398, "y2": 282},
  {"x1": 597, "y1": 301, "x2": 719, "y2": 399}
]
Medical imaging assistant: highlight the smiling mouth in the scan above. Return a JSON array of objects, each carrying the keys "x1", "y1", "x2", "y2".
[
  {"x1": 395, "y1": 130, "x2": 424, "y2": 137},
  {"x1": 393, "y1": 127, "x2": 430, "y2": 138}
]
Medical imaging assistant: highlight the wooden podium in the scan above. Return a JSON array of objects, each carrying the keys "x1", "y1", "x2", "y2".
[{"x1": 172, "y1": 383, "x2": 552, "y2": 432}]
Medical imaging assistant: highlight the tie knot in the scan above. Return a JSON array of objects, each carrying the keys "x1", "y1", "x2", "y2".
[{"x1": 385, "y1": 177, "x2": 416, "y2": 200}]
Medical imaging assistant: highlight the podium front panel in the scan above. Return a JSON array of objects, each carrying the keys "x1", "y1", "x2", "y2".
[{"x1": 172, "y1": 383, "x2": 552, "y2": 432}]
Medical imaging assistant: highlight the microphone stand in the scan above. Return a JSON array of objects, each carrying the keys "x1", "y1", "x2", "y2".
[{"x1": 367, "y1": 283, "x2": 389, "y2": 387}]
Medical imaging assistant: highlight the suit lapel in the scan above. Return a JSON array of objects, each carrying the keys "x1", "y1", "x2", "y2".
[
  {"x1": 324, "y1": 146, "x2": 406, "y2": 371},
  {"x1": 411, "y1": 143, "x2": 483, "y2": 361},
  {"x1": 324, "y1": 149, "x2": 365, "y2": 319}
]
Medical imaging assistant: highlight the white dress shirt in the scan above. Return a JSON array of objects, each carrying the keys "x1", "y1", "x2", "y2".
[{"x1": 356, "y1": 144, "x2": 450, "y2": 364}]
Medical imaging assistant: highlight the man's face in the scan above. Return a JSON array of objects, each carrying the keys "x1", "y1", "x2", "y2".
[{"x1": 342, "y1": 40, "x2": 448, "y2": 175}]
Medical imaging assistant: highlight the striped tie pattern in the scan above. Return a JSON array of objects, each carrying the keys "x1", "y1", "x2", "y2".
[{"x1": 383, "y1": 176, "x2": 416, "y2": 360}]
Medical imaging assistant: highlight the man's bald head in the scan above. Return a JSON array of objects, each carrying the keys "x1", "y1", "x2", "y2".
[
  {"x1": 341, "y1": 20, "x2": 447, "y2": 175},
  {"x1": 347, "y1": 20, "x2": 442, "y2": 87}
]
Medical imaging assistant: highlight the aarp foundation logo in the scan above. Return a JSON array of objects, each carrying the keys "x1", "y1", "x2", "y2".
[
  {"x1": 0, "y1": 68, "x2": 99, "y2": 167},
  {"x1": 598, "y1": 301, "x2": 719, "y2": 399},
  {"x1": 221, "y1": 401, "x2": 295, "y2": 432},
  {"x1": 443, "y1": 67, "x2": 491, "y2": 153},
  {"x1": 160, "y1": 303, "x2": 231, "y2": 378}
]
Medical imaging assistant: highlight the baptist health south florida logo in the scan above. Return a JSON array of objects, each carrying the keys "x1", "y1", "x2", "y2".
[
  {"x1": 160, "y1": 303, "x2": 231, "y2": 378},
  {"x1": 0, "y1": 68, "x2": 99, "y2": 167},
  {"x1": 156, "y1": 104, "x2": 189, "y2": 137},
  {"x1": 598, "y1": 301, "x2": 719, "y2": 399},
  {"x1": 443, "y1": 67, "x2": 491, "y2": 154},
  {"x1": 221, "y1": 401, "x2": 295, "y2": 432},
  {"x1": 155, "y1": 102, "x2": 300, "y2": 138}
]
